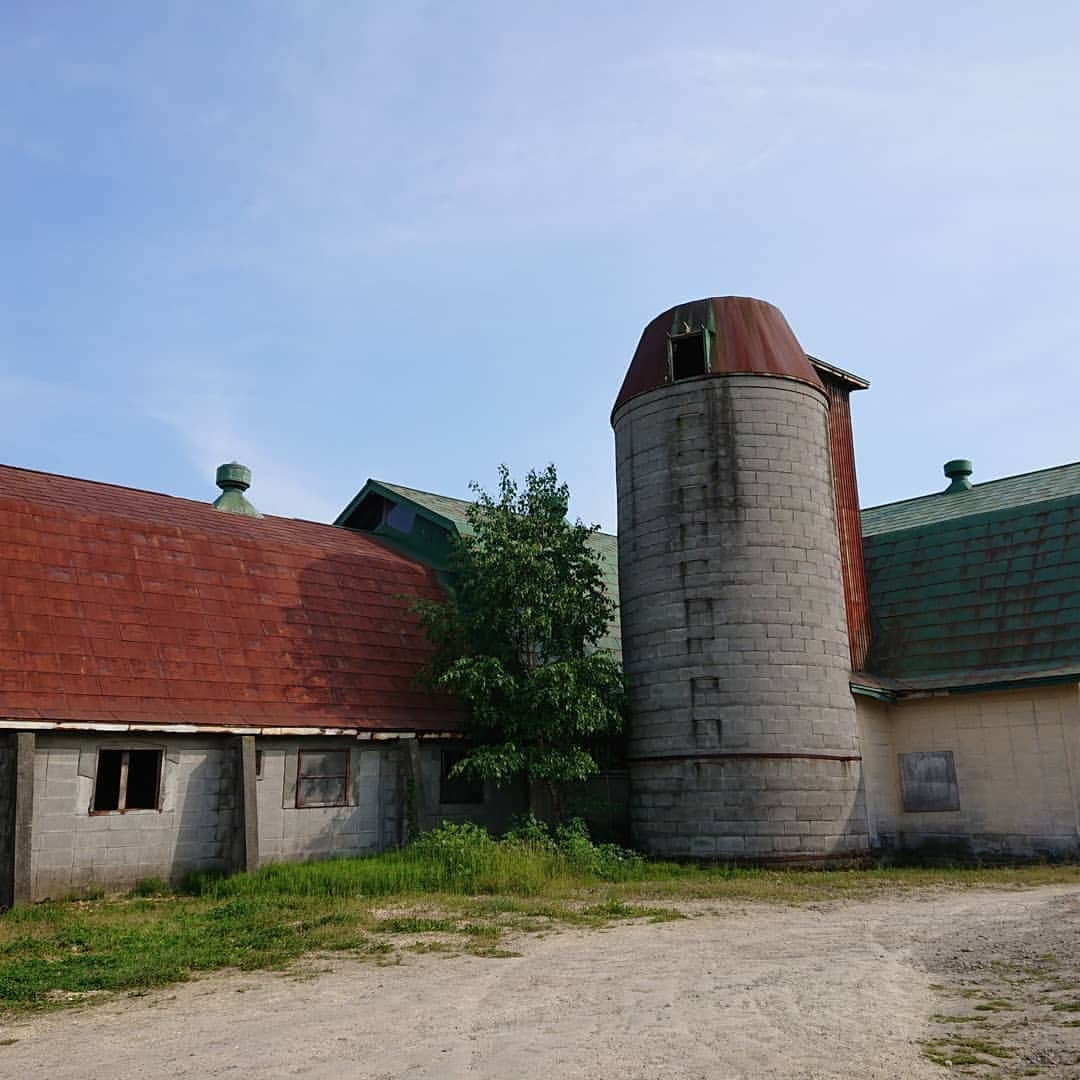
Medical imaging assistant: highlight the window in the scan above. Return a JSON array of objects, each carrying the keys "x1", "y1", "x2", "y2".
[
  {"x1": 670, "y1": 332, "x2": 708, "y2": 381},
  {"x1": 92, "y1": 749, "x2": 162, "y2": 813},
  {"x1": 899, "y1": 751, "x2": 960, "y2": 813},
  {"x1": 386, "y1": 503, "x2": 417, "y2": 534},
  {"x1": 255, "y1": 749, "x2": 264, "y2": 779},
  {"x1": 296, "y1": 749, "x2": 349, "y2": 808},
  {"x1": 440, "y1": 749, "x2": 484, "y2": 805}
]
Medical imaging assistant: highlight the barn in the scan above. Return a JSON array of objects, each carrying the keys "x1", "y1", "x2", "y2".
[
  {"x1": 1, "y1": 295, "x2": 1078, "y2": 905},
  {"x1": 0, "y1": 464, "x2": 518, "y2": 907}
]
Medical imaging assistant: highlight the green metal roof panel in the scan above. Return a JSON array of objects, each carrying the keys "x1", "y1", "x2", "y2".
[
  {"x1": 377, "y1": 482, "x2": 476, "y2": 534},
  {"x1": 861, "y1": 461, "x2": 1080, "y2": 537},
  {"x1": 340, "y1": 480, "x2": 622, "y2": 660},
  {"x1": 863, "y1": 492, "x2": 1080, "y2": 680}
]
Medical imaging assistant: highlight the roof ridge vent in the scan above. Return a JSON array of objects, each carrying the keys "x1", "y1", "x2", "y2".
[
  {"x1": 213, "y1": 462, "x2": 263, "y2": 518},
  {"x1": 943, "y1": 458, "x2": 973, "y2": 494}
]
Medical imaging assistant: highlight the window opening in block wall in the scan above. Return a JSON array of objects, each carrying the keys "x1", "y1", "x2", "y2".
[
  {"x1": 91, "y1": 749, "x2": 163, "y2": 813},
  {"x1": 296, "y1": 749, "x2": 349, "y2": 808},
  {"x1": 255, "y1": 749, "x2": 264, "y2": 779},
  {"x1": 670, "y1": 332, "x2": 708, "y2": 381},
  {"x1": 440, "y1": 748, "x2": 484, "y2": 805}
]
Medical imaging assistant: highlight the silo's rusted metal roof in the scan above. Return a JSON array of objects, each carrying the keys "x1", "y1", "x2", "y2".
[{"x1": 611, "y1": 296, "x2": 823, "y2": 420}]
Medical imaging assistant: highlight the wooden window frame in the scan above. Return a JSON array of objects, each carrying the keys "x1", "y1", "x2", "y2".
[
  {"x1": 668, "y1": 328, "x2": 711, "y2": 382},
  {"x1": 295, "y1": 748, "x2": 350, "y2": 809},
  {"x1": 90, "y1": 748, "x2": 163, "y2": 815}
]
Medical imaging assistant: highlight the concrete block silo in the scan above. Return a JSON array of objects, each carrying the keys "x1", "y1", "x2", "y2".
[{"x1": 611, "y1": 297, "x2": 869, "y2": 861}]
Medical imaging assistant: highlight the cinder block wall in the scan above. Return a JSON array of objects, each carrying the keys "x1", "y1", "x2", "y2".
[
  {"x1": 855, "y1": 685, "x2": 1080, "y2": 858},
  {"x1": 0, "y1": 735, "x2": 15, "y2": 907},
  {"x1": 29, "y1": 734, "x2": 240, "y2": 899},
  {"x1": 412, "y1": 742, "x2": 527, "y2": 835},
  {"x1": 255, "y1": 739, "x2": 525, "y2": 864},
  {"x1": 614, "y1": 375, "x2": 868, "y2": 860},
  {"x1": 256, "y1": 739, "x2": 402, "y2": 863}
]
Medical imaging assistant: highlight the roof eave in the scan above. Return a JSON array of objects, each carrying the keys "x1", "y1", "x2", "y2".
[
  {"x1": 852, "y1": 667, "x2": 1080, "y2": 699},
  {"x1": 806, "y1": 355, "x2": 870, "y2": 391}
]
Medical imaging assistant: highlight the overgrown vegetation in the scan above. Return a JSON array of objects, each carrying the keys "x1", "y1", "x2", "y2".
[
  {"x1": 0, "y1": 820, "x2": 1076, "y2": 1017},
  {"x1": 413, "y1": 465, "x2": 624, "y2": 815}
]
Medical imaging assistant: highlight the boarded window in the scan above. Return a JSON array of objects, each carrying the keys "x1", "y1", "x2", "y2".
[
  {"x1": 899, "y1": 751, "x2": 960, "y2": 813},
  {"x1": 440, "y1": 749, "x2": 484, "y2": 805},
  {"x1": 671, "y1": 333, "x2": 707, "y2": 381},
  {"x1": 92, "y1": 749, "x2": 162, "y2": 813},
  {"x1": 296, "y1": 750, "x2": 349, "y2": 808}
]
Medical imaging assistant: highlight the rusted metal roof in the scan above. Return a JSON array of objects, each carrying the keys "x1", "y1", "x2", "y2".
[
  {"x1": 815, "y1": 367, "x2": 872, "y2": 670},
  {"x1": 611, "y1": 296, "x2": 824, "y2": 419},
  {"x1": 0, "y1": 465, "x2": 465, "y2": 732}
]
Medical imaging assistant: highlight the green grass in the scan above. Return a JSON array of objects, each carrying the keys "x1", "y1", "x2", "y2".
[
  {"x1": 923, "y1": 1034, "x2": 1014, "y2": 1066},
  {"x1": 0, "y1": 829, "x2": 1075, "y2": 1017}
]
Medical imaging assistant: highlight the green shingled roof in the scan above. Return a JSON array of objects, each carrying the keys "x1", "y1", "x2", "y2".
[
  {"x1": 346, "y1": 480, "x2": 622, "y2": 659},
  {"x1": 862, "y1": 479, "x2": 1080, "y2": 682},
  {"x1": 345, "y1": 462, "x2": 1080, "y2": 688},
  {"x1": 861, "y1": 462, "x2": 1080, "y2": 536},
  {"x1": 378, "y1": 482, "x2": 475, "y2": 534}
]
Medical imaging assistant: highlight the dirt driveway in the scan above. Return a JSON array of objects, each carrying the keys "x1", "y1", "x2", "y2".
[{"x1": 1, "y1": 885, "x2": 1077, "y2": 1079}]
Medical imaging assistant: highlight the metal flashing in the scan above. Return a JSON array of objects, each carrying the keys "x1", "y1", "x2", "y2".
[
  {"x1": 0, "y1": 719, "x2": 465, "y2": 739},
  {"x1": 806, "y1": 355, "x2": 870, "y2": 390}
]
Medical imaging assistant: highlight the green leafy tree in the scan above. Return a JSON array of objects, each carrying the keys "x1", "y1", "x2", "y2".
[{"x1": 415, "y1": 465, "x2": 624, "y2": 817}]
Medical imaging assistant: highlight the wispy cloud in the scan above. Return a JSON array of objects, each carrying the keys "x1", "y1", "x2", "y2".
[{"x1": 137, "y1": 363, "x2": 339, "y2": 523}]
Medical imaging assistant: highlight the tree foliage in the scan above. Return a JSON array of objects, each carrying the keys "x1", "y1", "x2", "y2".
[{"x1": 415, "y1": 465, "x2": 624, "y2": 796}]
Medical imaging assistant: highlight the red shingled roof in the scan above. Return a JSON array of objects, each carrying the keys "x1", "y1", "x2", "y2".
[{"x1": 0, "y1": 465, "x2": 466, "y2": 732}]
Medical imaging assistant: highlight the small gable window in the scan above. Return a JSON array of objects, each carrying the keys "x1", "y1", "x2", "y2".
[
  {"x1": 296, "y1": 749, "x2": 350, "y2": 808},
  {"x1": 670, "y1": 332, "x2": 708, "y2": 381},
  {"x1": 386, "y1": 503, "x2": 417, "y2": 534},
  {"x1": 92, "y1": 749, "x2": 163, "y2": 813}
]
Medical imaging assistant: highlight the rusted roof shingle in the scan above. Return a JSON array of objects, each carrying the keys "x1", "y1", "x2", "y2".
[{"x1": 0, "y1": 465, "x2": 465, "y2": 732}]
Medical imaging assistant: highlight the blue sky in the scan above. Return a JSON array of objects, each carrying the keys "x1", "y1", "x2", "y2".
[{"x1": 2, "y1": 2, "x2": 1078, "y2": 532}]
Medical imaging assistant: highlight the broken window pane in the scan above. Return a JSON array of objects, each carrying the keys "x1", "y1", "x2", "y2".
[
  {"x1": 125, "y1": 750, "x2": 162, "y2": 809},
  {"x1": 671, "y1": 333, "x2": 707, "y2": 381},
  {"x1": 91, "y1": 748, "x2": 162, "y2": 813},
  {"x1": 92, "y1": 749, "x2": 123, "y2": 812}
]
